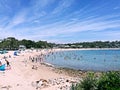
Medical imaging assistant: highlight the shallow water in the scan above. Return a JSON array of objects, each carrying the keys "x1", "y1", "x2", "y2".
[{"x1": 45, "y1": 49, "x2": 120, "y2": 71}]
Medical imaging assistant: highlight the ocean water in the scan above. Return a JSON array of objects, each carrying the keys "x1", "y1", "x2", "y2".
[{"x1": 45, "y1": 49, "x2": 120, "y2": 71}]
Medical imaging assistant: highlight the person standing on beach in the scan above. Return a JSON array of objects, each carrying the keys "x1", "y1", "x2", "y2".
[{"x1": 5, "y1": 59, "x2": 10, "y2": 67}]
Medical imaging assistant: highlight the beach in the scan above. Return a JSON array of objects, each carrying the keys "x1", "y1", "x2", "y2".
[
  {"x1": 0, "y1": 49, "x2": 80, "y2": 90},
  {"x1": 0, "y1": 48, "x2": 119, "y2": 90}
]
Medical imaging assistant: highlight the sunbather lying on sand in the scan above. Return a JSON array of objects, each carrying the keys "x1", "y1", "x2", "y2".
[{"x1": 0, "y1": 61, "x2": 11, "y2": 71}]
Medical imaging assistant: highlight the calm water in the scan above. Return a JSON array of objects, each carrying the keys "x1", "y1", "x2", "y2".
[{"x1": 45, "y1": 50, "x2": 120, "y2": 71}]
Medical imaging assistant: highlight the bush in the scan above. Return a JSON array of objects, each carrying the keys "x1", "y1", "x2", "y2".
[
  {"x1": 70, "y1": 71, "x2": 120, "y2": 90},
  {"x1": 97, "y1": 71, "x2": 120, "y2": 90},
  {"x1": 71, "y1": 72, "x2": 97, "y2": 90},
  {"x1": 70, "y1": 83, "x2": 83, "y2": 90},
  {"x1": 80, "y1": 72, "x2": 97, "y2": 90}
]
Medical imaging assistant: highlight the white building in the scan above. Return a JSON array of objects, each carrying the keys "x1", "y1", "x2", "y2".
[{"x1": 19, "y1": 45, "x2": 26, "y2": 51}]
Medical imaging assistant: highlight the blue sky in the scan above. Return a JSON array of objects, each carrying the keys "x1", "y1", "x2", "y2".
[{"x1": 0, "y1": 0, "x2": 120, "y2": 43}]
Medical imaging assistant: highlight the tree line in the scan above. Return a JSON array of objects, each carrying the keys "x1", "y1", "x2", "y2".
[
  {"x1": 0, "y1": 37, "x2": 120, "y2": 50},
  {"x1": 59, "y1": 41, "x2": 120, "y2": 48},
  {"x1": 0, "y1": 37, "x2": 54, "y2": 50}
]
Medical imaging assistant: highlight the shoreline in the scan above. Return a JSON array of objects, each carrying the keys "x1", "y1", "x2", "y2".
[{"x1": 52, "y1": 48, "x2": 120, "y2": 51}]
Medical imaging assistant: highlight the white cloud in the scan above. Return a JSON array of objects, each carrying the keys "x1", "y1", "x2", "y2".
[
  {"x1": 39, "y1": 0, "x2": 55, "y2": 7},
  {"x1": 15, "y1": 19, "x2": 120, "y2": 42},
  {"x1": 5, "y1": 10, "x2": 27, "y2": 29},
  {"x1": 114, "y1": 6, "x2": 120, "y2": 9},
  {"x1": 2, "y1": 11, "x2": 120, "y2": 43},
  {"x1": 52, "y1": 0, "x2": 74, "y2": 14},
  {"x1": 1, "y1": 0, "x2": 120, "y2": 43},
  {"x1": 30, "y1": 0, "x2": 55, "y2": 10}
]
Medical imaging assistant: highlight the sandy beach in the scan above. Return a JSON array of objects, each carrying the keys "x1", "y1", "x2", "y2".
[{"x1": 0, "y1": 49, "x2": 80, "y2": 90}]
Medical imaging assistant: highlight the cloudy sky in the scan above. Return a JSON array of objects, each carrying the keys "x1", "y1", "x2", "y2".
[{"x1": 0, "y1": 0, "x2": 120, "y2": 43}]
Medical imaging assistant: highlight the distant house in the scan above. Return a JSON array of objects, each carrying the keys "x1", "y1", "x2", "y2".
[
  {"x1": 0, "y1": 39, "x2": 2, "y2": 42},
  {"x1": 78, "y1": 45, "x2": 83, "y2": 48},
  {"x1": 19, "y1": 45, "x2": 26, "y2": 51}
]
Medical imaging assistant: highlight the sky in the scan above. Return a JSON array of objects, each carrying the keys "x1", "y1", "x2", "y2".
[{"x1": 0, "y1": 0, "x2": 120, "y2": 43}]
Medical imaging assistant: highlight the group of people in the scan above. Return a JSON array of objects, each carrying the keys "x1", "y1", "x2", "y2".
[
  {"x1": 0, "y1": 56, "x2": 11, "y2": 71},
  {"x1": 29, "y1": 54, "x2": 45, "y2": 63}
]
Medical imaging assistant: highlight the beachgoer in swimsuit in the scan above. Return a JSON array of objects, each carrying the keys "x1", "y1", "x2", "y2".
[{"x1": 5, "y1": 60, "x2": 10, "y2": 67}]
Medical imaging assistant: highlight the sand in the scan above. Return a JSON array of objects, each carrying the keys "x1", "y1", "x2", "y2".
[{"x1": 0, "y1": 49, "x2": 79, "y2": 90}]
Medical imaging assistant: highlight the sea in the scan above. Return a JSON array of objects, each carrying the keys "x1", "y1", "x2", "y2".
[{"x1": 45, "y1": 49, "x2": 120, "y2": 71}]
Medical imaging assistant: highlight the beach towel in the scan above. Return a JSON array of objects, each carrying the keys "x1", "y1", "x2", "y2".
[{"x1": 0, "y1": 64, "x2": 6, "y2": 71}]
